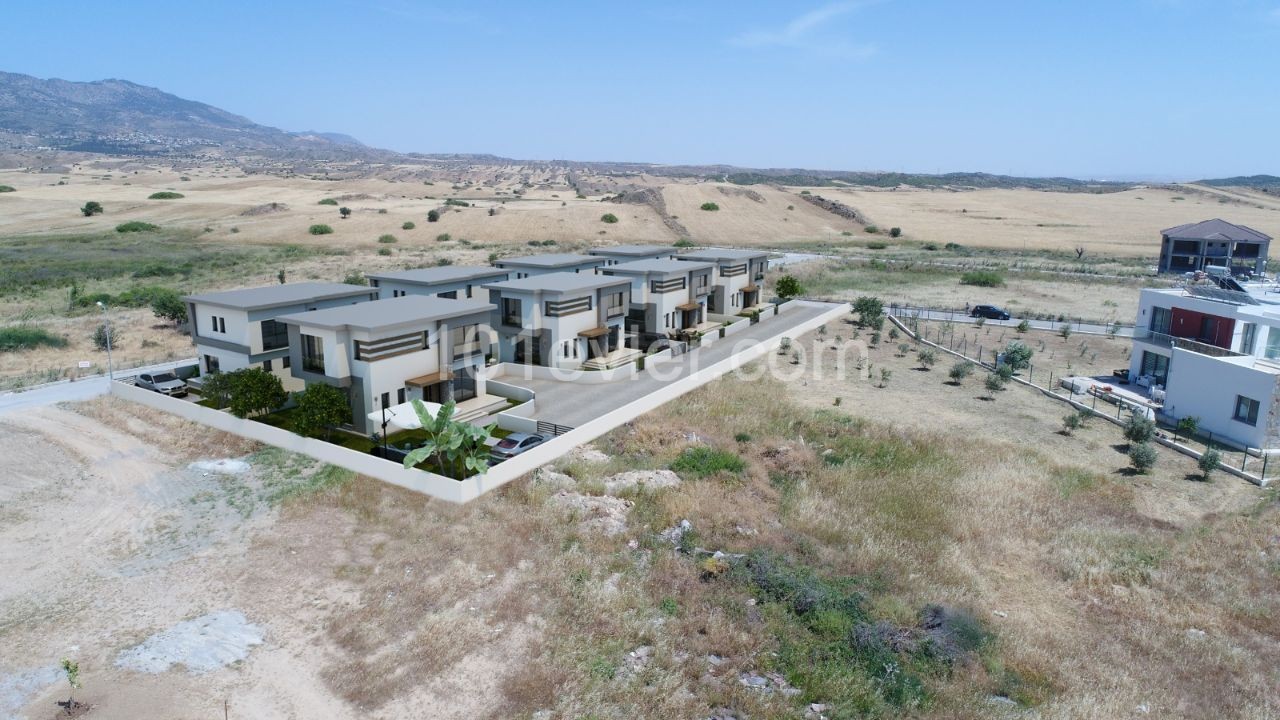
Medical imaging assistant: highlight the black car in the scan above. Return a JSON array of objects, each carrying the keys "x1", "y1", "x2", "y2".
[{"x1": 969, "y1": 305, "x2": 1011, "y2": 320}]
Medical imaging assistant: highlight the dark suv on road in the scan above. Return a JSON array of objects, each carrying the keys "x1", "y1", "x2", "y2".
[{"x1": 969, "y1": 305, "x2": 1011, "y2": 320}]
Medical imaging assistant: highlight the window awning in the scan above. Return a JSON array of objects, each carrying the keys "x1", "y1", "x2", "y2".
[
  {"x1": 676, "y1": 302, "x2": 701, "y2": 312},
  {"x1": 742, "y1": 284, "x2": 760, "y2": 293},
  {"x1": 578, "y1": 326, "x2": 611, "y2": 339},
  {"x1": 405, "y1": 369, "x2": 453, "y2": 387}
]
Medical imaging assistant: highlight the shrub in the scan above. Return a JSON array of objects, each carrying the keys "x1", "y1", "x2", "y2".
[
  {"x1": 339, "y1": 206, "x2": 352, "y2": 219},
  {"x1": 378, "y1": 234, "x2": 397, "y2": 243},
  {"x1": 427, "y1": 210, "x2": 440, "y2": 222},
  {"x1": 995, "y1": 364, "x2": 1015, "y2": 382},
  {"x1": 93, "y1": 323, "x2": 120, "y2": 351},
  {"x1": 1128, "y1": 443, "x2": 1157, "y2": 474},
  {"x1": 343, "y1": 271, "x2": 366, "y2": 285},
  {"x1": 1002, "y1": 340, "x2": 1033, "y2": 370},
  {"x1": 1123, "y1": 413, "x2": 1156, "y2": 445},
  {"x1": 377, "y1": 247, "x2": 392, "y2": 256},
  {"x1": 700, "y1": 202, "x2": 720, "y2": 211},
  {"x1": 878, "y1": 368, "x2": 892, "y2": 387},
  {"x1": 1062, "y1": 412, "x2": 1084, "y2": 435},
  {"x1": 889, "y1": 227, "x2": 902, "y2": 237},
  {"x1": 0, "y1": 185, "x2": 15, "y2": 192},
  {"x1": 866, "y1": 241, "x2": 888, "y2": 250},
  {"x1": 948, "y1": 360, "x2": 973, "y2": 384},
  {"x1": 984, "y1": 373, "x2": 1005, "y2": 396},
  {"x1": 0, "y1": 326, "x2": 67, "y2": 352},
  {"x1": 147, "y1": 191, "x2": 184, "y2": 199},
  {"x1": 601, "y1": 213, "x2": 619, "y2": 224},
  {"x1": 293, "y1": 383, "x2": 350, "y2": 440},
  {"x1": 865, "y1": 225, "x2": 879, "y2": 233},
  {"x1": 80, "y1": 201, "x2": 103, "y2": 216},
  {"x1": 674, "y1": 238, "x2": 696, "y2": 248},
  {"x1": 150, "y1": 288, "x2": 188, "y2": 325},
  {"x1": 318, "y1": 198, "x2": 338, "y2": 205},
  {"x1": 1016, "y1": 319, "x2": 1030, "y2": 333},
  {"x1": 436, "y1": 233, "x2": 451, "y2": 242},
  {"x1": 671, "y1": 446, "x2": 746, "y2": 478},
  {"x1": 945, "y1": 242, "x2": 963, "y2": 251},
  {"x1": 917, "y1": 348, "x2": 937, "y2": 370},
  {"x1": 1198, "y1": 448, "x2": 1221, "y2": 481},
  {"x1": 774, "y1": 274, "x2": 804, "y2": 300},
  {"x1": 115, "y1": 221, "x2": 159, "y2": 233},
  {"x1": 224, "y1": 368, "x2": 288, "y2": 419},
  {"x1": 1059, "y1": 324, "x2": 1072, "y2": 340},
  {"x1": 960, "y1": 270, "x2": 1004, "y2": 287},
  {"x1": 734, "y1": 432, "x2": 752, "y2": 443},
  {"x1": 922, "y1": 242, "x2": 938, "y2": 251},
  {"x1": 402, "y1": 221, "x2": 416, "y2": 230},
  {"x1": 309, "y1": 224, "x2": 334, "y2": 235},
  {"x1": 1176, "y1": 416, "x2": 1199, "y2": 440},
  {"x1": 445, "y1": 198, "x2": 470, "y2": 207}
]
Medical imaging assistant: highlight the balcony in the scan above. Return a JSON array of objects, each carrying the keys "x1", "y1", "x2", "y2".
[{"x1": 1131, "y1": 330, "x2": 1244, "y2": 358}]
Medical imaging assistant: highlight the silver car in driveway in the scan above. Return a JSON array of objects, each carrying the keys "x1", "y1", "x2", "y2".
[
  {"x1": 136, "y1": 371, "x2": 188, "y2": 397},
  {"x1": 489, "y1": 433, "x2": 547, "y2": 465}
]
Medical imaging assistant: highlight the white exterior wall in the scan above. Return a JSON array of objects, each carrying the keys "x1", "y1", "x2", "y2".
[
  {"x1": 718, "y1": 271, "x2": 750, "y2": 311},
  {"x1": 193, "y1": 305, "x2": 250, "y2": 348},
  {"x1": 193, "y1": 343, "x2": 251, "y2": 374},
  {"x1": 348, "y1": 327, "x2": 443, "y2": 413},
  {"x1": 1163, "y1": 348, "x2": 1278, "y2": 448}
]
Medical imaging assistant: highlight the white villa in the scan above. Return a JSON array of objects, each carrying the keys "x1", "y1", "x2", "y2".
[
  {"x1": 493, "y1": 252, "x2": 606, "y2": 278},
  {"x1": 366, "y1": 265, "x2": 511, "y2": 302},
  {"x1": 599, "y1": 258, "x2": 718, "y2": 344},
  {"x1": 588, "y1": 244, "x2": 681, "y2": 266},
  {"x1": 277, "y1": 295, "x2": 498, "y2": 433},
  {"x1": 183, "y1": 282, "x2": 376, "y2": 390},
  {"x1": 483, "y1": 272, "x2": 636, "y2": 369},
  {"x1": 676, "y1": 249, "x2": 770, "y2": 315}
]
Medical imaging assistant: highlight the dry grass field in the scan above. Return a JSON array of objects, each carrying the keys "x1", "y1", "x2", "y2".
[
  {"x1": 828, "y1": 185, "x2": 1280, "y2": 257},
  {"x1": 3, "y1": 335, "x2": 1276, "y2": 718}
]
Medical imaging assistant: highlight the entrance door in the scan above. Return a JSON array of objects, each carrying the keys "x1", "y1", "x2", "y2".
[
  {"x1": 424, "y1": 381, "x2": 449, "y2": 404},
  {"x1": 453, "y1": 366, "x2": 477, "y2": 402}
]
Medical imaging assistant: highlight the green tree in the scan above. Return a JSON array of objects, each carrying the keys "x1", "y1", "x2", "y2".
[
  {"x1": 60, "y1": 658, "x2": 81, "y2": 707},
  {"x1": 427, "y1": 209, "x2": 440, "y2": 222},
  {"x1": 774, "y1": 274, "x2": 804, "y2": 300},
  {"x1": 948, "y1": 360, "x2": 974, "y2": 384},
  {"x1": 339, "y1": 206, "x2": 352, "y2": 219},
  {"x1": 1016, "y1": 319, "x2": 1030, "y2": 333},
  {"x1": 889, "y1": 227, "x2": 902, "y2": 237},
  {"x1": 293, "y1": 383, "x2": 350, "y2": 440},
  {"x1": 918, "y1": 348, "x2": 937, "y2": 370},
  {"x1": 1002, "y1": 340, "x2": 1033, "y2": 370},
  {"x1": 1198, "y1": 448, "x2": 1221, "y2": 481},
  {"x1": 93, "y1": 323, "x2": 119, "y2": 351},
  {"x1": 1176, "y1": 416, "x2": 1199, "y2": 442},
  {"x1": 150, "y1": 288, "x2": 188, "y2": 326},
  {"x1": 200, "y1": 370, "x2": 231, "y2": 408},
  {"x1": 1123, "y1": 413, "x2": 1156, "y2": 446},
  {"x1": 225, "y1": 368, "x2": 287, "y2": 419},
  {"x1": 401, "y1": 399, "x2": 495, "y2": 477},
  {"x1": 1128, "y1": 442, "x2": 1157, "y2": 474},
  {"x1": 984, "y1": 373, "x2": 1005, "y2": 398},
  {"x1": 877, "y1": 368, "x2": 892, "y2": 388},
  {"x1": 851, "y1": 296, "x2": 885, "y2": 328},
  {"x1": 1059, "y1": 324, "x2": 1073, "y2": 340},
  {"x1": 80, "y1": 201, "x2": 103, "y2": 217},
  {"x1": 1062, "y1": 411, "x2": 1085, "y2": 435}
]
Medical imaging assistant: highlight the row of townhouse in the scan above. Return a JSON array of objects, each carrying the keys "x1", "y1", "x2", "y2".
[{"x1": 183, "y1": 245, "x2": 771, "y2": 432}]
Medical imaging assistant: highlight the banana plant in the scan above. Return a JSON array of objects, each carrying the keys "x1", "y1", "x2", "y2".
[{"x1": 402, "y1": 399, "x2": 456, "y2": 474}]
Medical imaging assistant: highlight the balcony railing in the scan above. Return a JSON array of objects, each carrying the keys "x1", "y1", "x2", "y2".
[{"x1": 1131, "y1": 330, "x2": 1245, "y2": 358}]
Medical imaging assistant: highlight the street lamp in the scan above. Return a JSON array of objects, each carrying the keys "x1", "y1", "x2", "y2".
[{"x1": 96, "y1": 301, "x2": 114, "y2": 381}]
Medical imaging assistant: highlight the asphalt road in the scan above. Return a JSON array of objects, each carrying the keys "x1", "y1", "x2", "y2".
[{"x1": 0, "y1": 358, "x2": 196, "y2": 416}]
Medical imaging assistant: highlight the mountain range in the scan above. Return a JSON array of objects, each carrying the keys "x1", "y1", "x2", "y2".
[{"x1": 0, "y1": 71, "x2": 1270, "y2": 189}]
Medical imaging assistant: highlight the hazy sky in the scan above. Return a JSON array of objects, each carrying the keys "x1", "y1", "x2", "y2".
[{"x1": 3, "y1": 0, "x2": 1278, "y2": 179}]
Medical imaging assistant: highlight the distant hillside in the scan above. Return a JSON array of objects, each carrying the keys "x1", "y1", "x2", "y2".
[
  {"x1": 0, "y1": 71, "x2": 376, "y2": 159},
  {"x1": 1196, "y1": 175, "x2": 1280, "y2": 190}
]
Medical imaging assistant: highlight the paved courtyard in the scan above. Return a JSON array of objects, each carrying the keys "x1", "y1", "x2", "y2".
[{"x1": 500, "y1": 302, "x2": 841, "y2": 427}]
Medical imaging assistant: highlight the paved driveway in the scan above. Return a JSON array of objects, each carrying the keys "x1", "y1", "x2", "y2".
[{"x1": 502, "y1": 302, "x2": 838, "y2": 427}]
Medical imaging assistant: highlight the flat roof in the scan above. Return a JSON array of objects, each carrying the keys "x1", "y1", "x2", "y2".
[
  {"x1": 277, "y1": 295, "x2": 493, "y2": 332},
  {"x1": 587, "y1": 244, "x2": 678, "y2": 257},
  {"x1": 183, "y1": 282, "x2": 372, "y2": 311},
  {"x1": 493, "y1": 253, "x2": 604, "y2": 268},
  {"x1": 366, "y1": 265, "x2": 510, "y2": 285},
  {"x1": 677, "y1": 248, "x2": 769, "y2": 263},
  {"x1": 484, "y1": 271, "x2": 631, "y2": 295},
  {"x1": 604, "y1": 258, "x2": 715, "y2": 275}
]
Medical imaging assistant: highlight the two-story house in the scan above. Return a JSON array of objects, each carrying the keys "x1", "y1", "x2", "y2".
[
  {"x1": 1129, "y1": 284, "x2": 1280, "y2": 449},
  {"x1": 483, "y1": 272, "x2": 635, "y2": 369},
  {"x1": 587, "y1": 244, "x2": 681, "y2": 266},
  {"x1": 183, "y1": 282, "x2": 376, "y2": 390},
  {"x1": 675, "y1": 249, "x2": 770, "y2": 314},
  {"x1": 1157, "y1": 219, "x2": 1271, "y2": 276},
  {"x1": 599, "y1": 258, "x2": 717, "y2": 344},
  {"x1": 492, "y1": 253, "x2": 606, "y2": 279},
  {"x1": 366, "y1": 266, "x2": 511, "y2": 302},
  {"x1": 276, "y1": 295, "x2": 496, "y2": 433}
]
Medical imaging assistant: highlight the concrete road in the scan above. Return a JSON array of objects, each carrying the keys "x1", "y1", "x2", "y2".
[
  {"x1": 505, "y1": 302, "x2": 839, "y2": 428},
  {"x1": 0, "y1": 358, "x2": 196, "y2": 416}
]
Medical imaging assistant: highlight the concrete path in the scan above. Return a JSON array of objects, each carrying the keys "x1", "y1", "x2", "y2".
[
  {"x1": 0, "y1": 358, "x2": 196, "y2": 416},
  {"x1": 505, "y1": 302, "x2": 839, "y2": 428}
]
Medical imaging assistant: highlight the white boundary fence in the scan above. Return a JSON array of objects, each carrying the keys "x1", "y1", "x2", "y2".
[{"x1": 111, "y1": 300, "x2": 848, "y2": 503}]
